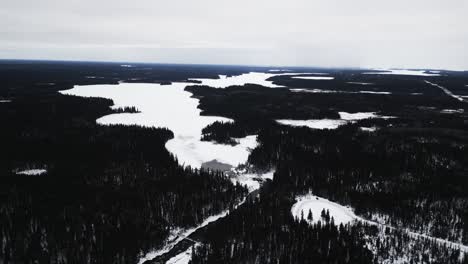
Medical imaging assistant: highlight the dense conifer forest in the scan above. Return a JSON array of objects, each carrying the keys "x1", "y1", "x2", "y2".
[{"x1": 1, "y1": 61, "x2": 468, "y2": 263}]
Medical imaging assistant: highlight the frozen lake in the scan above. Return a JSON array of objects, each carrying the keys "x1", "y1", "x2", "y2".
[
  {"x1": 60, "y1": 72, "x2": 322, "y2": 168},
  {"x1": 61, "y1": 82, "x2": 257, "y2": 168}
]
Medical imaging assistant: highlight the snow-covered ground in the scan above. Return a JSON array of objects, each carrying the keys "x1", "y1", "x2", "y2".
[
  {"x1": 190, "y1": 72, "x2": 286, "y2": 88},
  {"x1": 364, "y1": 69, "x2": 441, "y2": 76},
  {"x1": 360, "y1": 126, "x2": 378, "y2": 132},
  {"x1": 276, "y1": 119, "x2": 347, "y2": 130},
  {"x1": 292, "y1": 76, "x2": 334, "y2": 80},
  {"x1": 230, "y1": 170, "x2": 275, "y2": 192},
  {"x1": 292, "y1": 193, "x2": 468, "y2": 254},
  {"x1": 277, "y1": 112, "x2": 393, "y2": 130},
  {"x1": 290, "y1": 88, "x2": 390, "y2": 95},
  {"x1": 425, "y1": 80, "x2": 466, "y2": 102},
  {"x1": 189, "y1": 72, "x2": 317, "y2": 88},
  {"x1": 291, "y1": 194, "x2": 356, "y2": 225},
  {"x1": 15, "y1": 169, "x2": 47, "y2": 176},
  {"x1": 0, "y1": 99, "x2": 11, "y2": 103},
  {"x1": 165, "y1": 244, "x2": 199, "y2": 264}
]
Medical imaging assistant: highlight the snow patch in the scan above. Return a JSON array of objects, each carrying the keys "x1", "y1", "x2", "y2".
[
  {"x1": 291, "y1": 194, "x2": 357, "y2": 225},
  {"x1": 347, "y1": 82, "x2": 375, "y2": 85},
  {"x1": 360, "y1": 127, "x2": 378, "y2": 132},
  {"x1": 292, "y1": 76, "x2": 334, "y2": 80},
  {"x1": 120, "y1": 64, "x2": 134, "y2": 68},
  {"x1": 165, "y1": 244, "x2": 199, "y2": 264},
  {"x1": 277, "y1": 112, "x2": 392, "y2": 130},
  {"x1": 0, "y1": 99, "x2": 11, "y2": 103},
  {"x1": 277, "y1": 119, "x2": 347, "y2": 130},
  {"x1": 364, "y1": 69, "x2": 441, "y2": 76},
  {"x1": 15, "y1": 169, "x2": 47, "y2": 176},
  {"x1": 190, "y1": 72, "x2": 285, "y2": 88},
  {"x1": 231, "y1": 170, "x2": 275, "y2": 192},
  {"x1": 440, "y1": 109, "x2": 464, "y2": 114},
  {"x1": 290, "y1": 88, "x2": 390, "y2": 95}
]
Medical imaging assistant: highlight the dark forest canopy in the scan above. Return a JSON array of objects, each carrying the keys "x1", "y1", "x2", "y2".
[{"x1": 1, "y1": 61, "x2": 468, "y2": 263}]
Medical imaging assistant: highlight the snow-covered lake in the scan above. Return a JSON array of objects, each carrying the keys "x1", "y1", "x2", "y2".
[
  {"x1": 364, "y1": 69, "x2": 441, "y2": 76},
  {"x1": 277, "y1": 112, "x2": 392, "y2": 130},
  {"x1": 290, "y1": 88, "x2": 390, "y2": 95},
  {"x1": 292, "y1": 76, "x2": 334, "y2": 80}
]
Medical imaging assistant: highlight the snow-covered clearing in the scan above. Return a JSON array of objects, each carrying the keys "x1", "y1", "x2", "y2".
[
  {"x1": 291, "y1": 194, "x2": 356, "y2": 225},
  {"x1": 277, "y1": 112, "x2": 392, "y2": 130},
  {"x1": 15, "y1": 169, "x2": 47, "y2": 176},
  {"x1": 292, "y1": 193, "x2": 468, "y2": 253},
  {"x1": 425, "y1": 81, "x2": 466, "y2": 102},
  {"x1": 292, "y1": 76, "x2": 334, "y2": 80},
  {"x1": 364, "y1": 69, "x2": 441, "y2": 76}
]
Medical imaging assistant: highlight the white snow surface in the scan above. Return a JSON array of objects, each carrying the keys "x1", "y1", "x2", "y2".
[
  {"x1": 165, "y1": 244, "x2": 199, "y2": 264},
  {"x1": 441, "y1": 109, "x2": 464, "y2": 114},
  {"x1": 364, "y1": 69, "x2": 441, "y2": 76},
  {"x1": 60, "y1": 82, "x2": 258, "y2": 168},
  {"x1": 16, "y1": 169, "x2": 47, "y2": 176},
  {"x1": 292, "y1": 76, "x2": 334, "y2": 80},
  {"x1": 277, "y1": 112, "x2": 392, "y2": 130},
  {"x1": 293, "y1": 193, "x2": 468, "y2": 254},
  {"x1": 190, "y1": 72, "x2": 315, "y2": 88},
  {"x1": 360, "y1": 126, "x2": 378, "y2": 132},
  {"x1": 0, "y1": 99, "x2": 12, "y2": 103},
  {"x1": 291, "y1": 194, "x2": 356, "y2": 225},
  {"x1": 277, "y1": 119, "x2": 347, "y2": 130},
  {"x1": 231, "y1": 170, "x2": 275, "y2": 192},
  {"x1": 190, "y1": 72, "x2": 285, "y2": 88},
  {"x1": 290, "y1": 88, "x2": 390, "y2": 95}
]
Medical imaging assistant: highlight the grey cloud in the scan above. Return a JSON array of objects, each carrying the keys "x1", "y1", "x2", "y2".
[{"x1": 1, "y1": 0, "x2": 467, "y2": 69}]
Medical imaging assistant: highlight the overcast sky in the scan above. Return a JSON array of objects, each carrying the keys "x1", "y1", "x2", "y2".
[{"x1": 1, "y1": 0, "x2": 467, "y2": 69}]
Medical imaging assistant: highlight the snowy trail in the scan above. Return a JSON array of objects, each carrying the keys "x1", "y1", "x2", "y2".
[
  {"x1": 137, "y1": 198, "x2": 247, "y2": 264},
  {"x1": 425, "y1": 80, "x2": 466, "y2": 102},
  {"x1": 292, "y1": 194, "x2": 468, "y2": 253}
]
